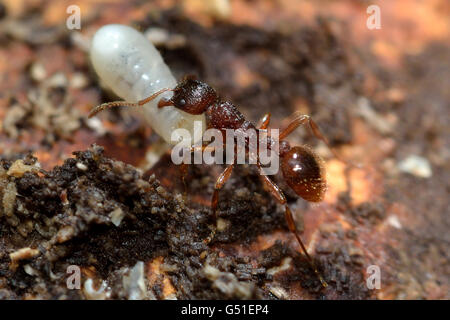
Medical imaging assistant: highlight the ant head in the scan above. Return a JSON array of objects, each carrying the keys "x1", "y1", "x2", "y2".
[
  {"x1": 281, "y1": 145, "x2": 326, "y2": 202},
  {"x1": 159, "y1": 77, "x2": 217, "y2": 115}
]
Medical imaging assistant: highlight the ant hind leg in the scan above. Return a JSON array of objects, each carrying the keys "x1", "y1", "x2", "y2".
[
  {"x1": 280, "y1": 114, "x2": 360, "y2": 168},
  {"x1": 257, "y1": 164, "x2": 328, "y2": 288},
  {"x1": 258, "y1": 112, "x2": 271, "y2": 129}
]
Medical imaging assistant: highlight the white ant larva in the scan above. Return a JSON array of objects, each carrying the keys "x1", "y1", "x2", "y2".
[{"x1": 89, "y1": 24, "x2": 206, "y2": 145}]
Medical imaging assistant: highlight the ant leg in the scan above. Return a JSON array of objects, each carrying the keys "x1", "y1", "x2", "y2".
[
  {"x1": 280, "y1": 114, "x2": 359, "y2": 167},
  {"x1": 177, "y1": 145, "x2": 218, "y2": 195},
  {"x1": 205, "y1": 163, "x2": 235, "y2": 244},
  {"x1": 178, "y1": 163, "x2": 188, "y2": 195},
  {"x1": 185, "y1": 145, "x2": 218, "y2": 194},
  {"x1": 88, "y1": 88, "x2": 172, "y2": 118},
  {"x1": 258, "y1": 112, "x2": 271, "y2": 129},
  {"x1": 183, "y1": 74, "x2": 198, "y2": 81},
  {"x1": 190, "y1": 145, "x2": 216, "y2": 154},
  {"x1": 256, "y1": 164, "x2": 328, "y2": 288}
]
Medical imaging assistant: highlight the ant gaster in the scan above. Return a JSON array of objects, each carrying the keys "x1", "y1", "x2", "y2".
[{"x1": 89, "y1": 76, "x2": 352, "y2": 288}]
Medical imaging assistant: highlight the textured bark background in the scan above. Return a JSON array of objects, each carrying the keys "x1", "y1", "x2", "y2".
[{"x1": 0, "y1": 0, "x2": 448, "y2": 299}]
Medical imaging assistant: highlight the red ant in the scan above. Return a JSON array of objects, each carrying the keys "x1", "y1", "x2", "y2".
[{"x1": 90, "y1": 76, "x2": 355, "y2": 288}]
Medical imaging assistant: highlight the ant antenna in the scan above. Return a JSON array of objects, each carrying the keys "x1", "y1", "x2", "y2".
[{"x1": 88, "y1": 88, "x2": 172, "y2": 118}]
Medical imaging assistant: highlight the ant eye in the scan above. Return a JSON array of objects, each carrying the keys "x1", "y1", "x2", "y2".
[{"x1": 179, "y1": 99, "x2": 186, "y2": 106}]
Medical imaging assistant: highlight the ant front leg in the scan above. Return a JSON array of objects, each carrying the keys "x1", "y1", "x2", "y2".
[
  {"x1": 256, "y1": 163, "x2": 328, "y2": 288},
  {"x1": 178, "y1": 145, "x2": 218, "y2": 195},
  {"x1": 280, "y1": 114, "x2": 358, "y2": 167},
  {"x1": 205, "y1": 162, "x2": 235, "y2": 244},
  {"x1": 178, "y1": 163, "x2": 189, "y2": 195}
]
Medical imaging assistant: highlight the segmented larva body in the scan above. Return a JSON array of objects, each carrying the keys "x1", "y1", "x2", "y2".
[{"x1": 90, "y1": 24, "x2": 206, "y2": 145}]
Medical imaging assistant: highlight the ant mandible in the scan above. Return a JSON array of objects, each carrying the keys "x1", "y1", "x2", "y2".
[{"x1": 89, "y1": 76, "x2": 353, "y2": 288}]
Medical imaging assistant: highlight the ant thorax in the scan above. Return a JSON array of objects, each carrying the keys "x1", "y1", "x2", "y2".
[{"x1": 205, "y1": 101, "x2": 250, "y2": 131}]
